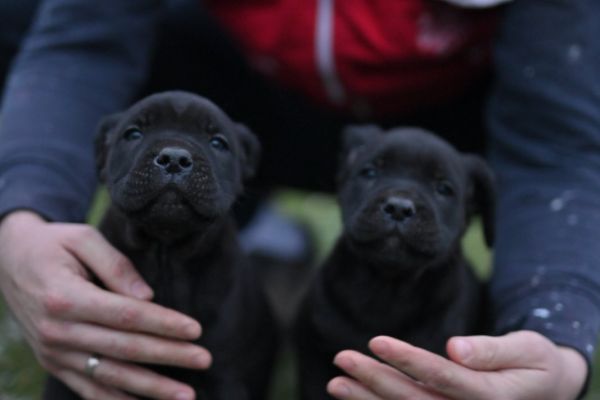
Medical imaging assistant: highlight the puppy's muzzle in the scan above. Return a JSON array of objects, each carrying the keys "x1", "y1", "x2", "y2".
[{"x1": 154, "y1": 146, "x2": 193, "y2": 176}]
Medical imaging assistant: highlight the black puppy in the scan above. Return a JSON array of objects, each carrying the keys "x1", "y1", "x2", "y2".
[
  {"x1": 294, "y1": 126, "x2": 494, "y2": 399},
  {"x1": 44, "y1": 91, "x2": 277, "y2": 400}
]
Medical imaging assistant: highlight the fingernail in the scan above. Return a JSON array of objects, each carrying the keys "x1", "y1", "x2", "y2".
[
  {"x1": 370, "y1": 337, "x2": 390, "y2": 357},
  {"x1": 184, "y1": 322, "x2": 201, "y2": 338},
  {"x1": 453, "y1": 339, "x2": 472, "y2": 361},
  {"x1": 334, "y1": 354, "x2": 356, "y2": 371},
  {"x1": 195, "y1": 352, "x2": 212, "y2": 368},
  {"x1": 331, "y1": 382, "x2": 351, "y2": 396},
  {"x1": 130, "y1": 280, "x2": 153, "y2": 299},
  {"x1": 174, "y1": 391, "x2": 194, "y2": 400}
]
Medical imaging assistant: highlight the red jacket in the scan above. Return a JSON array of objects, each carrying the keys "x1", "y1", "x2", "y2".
[{"x1": 207, "y1": 0, "x2": 499, "y2": 117}]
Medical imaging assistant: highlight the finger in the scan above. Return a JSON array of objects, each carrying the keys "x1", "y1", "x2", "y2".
[
  {"x1": 54, "y1": 369, "x2": 136, "y2": 400},
  {"x1": 61, "y1": 224, "x2": 153, "y2": 300},
  {"x1": 328, "y1": 376, "x2": 382, "y2": 400},
  {"x1": 38, "y1": 320, "x2": 212, "y2": 369},
  {"x1": 446, "y1": 331, "x2": 552, "y2": 371},
  {"x1": 369, "y1": 336, "x2": 491, "y2": 399},
  {"x1": 333, "y1": 350, "x2": 447, "y2": 400},
  {"x1": 44, "y1": 282, "x2": 201, "y2": 340},
  {"x1": 55, "y1": 351, "x2": 196, "y2": 400}
]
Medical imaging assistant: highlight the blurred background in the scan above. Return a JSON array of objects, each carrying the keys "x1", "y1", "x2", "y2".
[{"x1": 1, "y1": 189, "x2": 599, "y2": 399}]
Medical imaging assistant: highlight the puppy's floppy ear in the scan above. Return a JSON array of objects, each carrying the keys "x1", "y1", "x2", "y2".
[
  {"x1": 94, "y1": 112, "x2": 122, "y2": 183},
  {"x1": 463, "y1": 154, "x2": 496, "y2": 247},
  {"x1": 337, "y1": 125, "x2": 383, "y2": 182},
  {"x1": 235, "y1": 123, "x2": 261, "y2": 180},
  {"x1": 340, "y1": 124, "x2": 383, "y2": 161}
]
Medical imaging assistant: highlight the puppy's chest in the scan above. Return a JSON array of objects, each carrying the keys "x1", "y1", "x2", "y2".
[
  {"x1": 128, "y1": 246, "x2": 232, "y2": 322},
  {"x1": 312, "y1": 261, "x2": 481, "y2": 353}
]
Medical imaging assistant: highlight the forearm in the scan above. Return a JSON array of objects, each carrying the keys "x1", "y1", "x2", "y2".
[
  {"x1": 0, "y1": 0, "x2": 163, "y2": 222},
  {"x1": 487, "y1": 0, "x2": 600, "y2": 387}
]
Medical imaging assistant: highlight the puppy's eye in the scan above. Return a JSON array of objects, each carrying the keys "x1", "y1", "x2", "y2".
[
  {"x1": 359, "y1": 165, "x2": 378, "y2": 179},
  {"x1": 123, "y1": 128, "x2": 143, "y2": 141},
  {"x1": 435, "y1": 180, "x2": 454, "y2": 196},
  {"x1": 210, "y1": 135, "x2": 230, "y2": 151}
]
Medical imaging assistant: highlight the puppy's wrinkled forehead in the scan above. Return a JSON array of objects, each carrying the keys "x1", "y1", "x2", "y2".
[
  {"x1": 123, "y1": 92, "x2": 233, "y2": 133},
  {"x1": 365, "y1": 129, "x2": 463, "y2": 175}
]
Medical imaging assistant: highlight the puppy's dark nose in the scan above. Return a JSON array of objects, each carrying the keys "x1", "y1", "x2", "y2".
[
  {"x1": 154, "y1": 147, "x2": 193, "y2": 175},
  {"x1": 382, "y1": 197, "x2": 416, "y2": 222}
]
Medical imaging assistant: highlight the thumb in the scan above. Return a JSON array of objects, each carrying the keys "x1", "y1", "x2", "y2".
[
  {"x1": 63, "y1": 226, "x2": 153, "y2": 300},
  {"x1": 447, "y1": 331, "x2": 551, "y2": 371}
]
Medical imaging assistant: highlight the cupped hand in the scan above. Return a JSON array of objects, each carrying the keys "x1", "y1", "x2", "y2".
[
  {"x1": 328, "y1": 330, "x2": 587, "y2": 400},
  {"x1": 0, "y1": 211, "x2": 212, "y2": 400}
]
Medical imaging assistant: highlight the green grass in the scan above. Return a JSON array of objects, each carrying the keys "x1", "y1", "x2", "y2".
[
  {"x1": 0, "y1": 297, "x2": 44, "y2": 400},
  {"x1": 1, "y1": 189, "x2": 600, "y2": 399}
]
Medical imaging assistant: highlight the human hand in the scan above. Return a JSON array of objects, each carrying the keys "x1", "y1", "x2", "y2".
[
  {"x1": 0, "y1": 211, "x2": 212, "y2": 400},
  {"x1": 328, "y1": 330, "x2": 587, "y2": 400}
]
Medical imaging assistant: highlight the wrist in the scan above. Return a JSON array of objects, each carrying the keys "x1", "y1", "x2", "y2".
[{"x1": 0, "y1": 210, "x2": 46, "y2": 231}]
